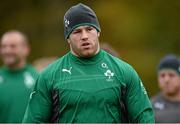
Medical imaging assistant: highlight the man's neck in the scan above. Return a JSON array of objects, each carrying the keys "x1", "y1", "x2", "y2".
[
  {"x1": 70, "y1": 47, "x2": 100, "y2": 58},
  {"x1": 7, "y1": 61, "x2": 26, "y2": 70},
  {"x1": 163, "y1": 92, "x2": 180, "y2": 102}
]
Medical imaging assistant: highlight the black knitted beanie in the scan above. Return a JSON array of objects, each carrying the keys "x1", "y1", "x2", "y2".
[{"x1": 63, "y1": 3, "x2": 101, "y2": 39}]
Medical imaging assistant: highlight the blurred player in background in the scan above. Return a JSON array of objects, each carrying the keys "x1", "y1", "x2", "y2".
[
  {"x1": 0, "y1": 30, "x2": 38, "y2": 123},
  {"x1": 151, "y1": 54, "x2": 180, "y2": 123}
]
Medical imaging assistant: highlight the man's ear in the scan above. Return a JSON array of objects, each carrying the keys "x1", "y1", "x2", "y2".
[
  {"x1": 97, "y1": 32, "x2": 100, "y2": 37},
  {"x1": 23, "y1": 45, "x2": 30, "y2": 58},
  {"x1": 67, "y1": 39, "x2": 70, "y2": 44}
]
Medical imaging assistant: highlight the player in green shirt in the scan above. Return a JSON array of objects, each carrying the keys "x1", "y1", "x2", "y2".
[
  {"x1": 23, "y1": 3, "x2": 154, "y2": 123},
  {"x1": 0, "y1": 30, "x2": 38, "y2": 122}
]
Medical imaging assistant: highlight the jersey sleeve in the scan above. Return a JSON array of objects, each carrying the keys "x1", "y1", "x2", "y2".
[
  {"x1": 22, "y1": 74, "x2": 52, "y2": 123},
  {"x1": 124, "y1": 66, "x2": 155, "y2": 123}
]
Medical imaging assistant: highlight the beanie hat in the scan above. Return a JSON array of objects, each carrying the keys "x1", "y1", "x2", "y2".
[
  {"x1": 63, "y1": 3, "x2": 101, "y2": 39},
  {"x1": 157, "y1": 54, "x2": 180, "y2": 74}
]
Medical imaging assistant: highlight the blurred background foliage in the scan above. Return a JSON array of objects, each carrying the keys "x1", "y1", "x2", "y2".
[{"x1": 0, "y1": 0, "x2": 179, "y2": 96}]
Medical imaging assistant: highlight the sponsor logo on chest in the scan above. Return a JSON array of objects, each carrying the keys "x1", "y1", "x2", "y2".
[
  {"x1": 61, "y1": 62, "x2": 115, "y2": 82},
  {"x1": 62, "y1": 67, "x2": 72, "y2": 75}
]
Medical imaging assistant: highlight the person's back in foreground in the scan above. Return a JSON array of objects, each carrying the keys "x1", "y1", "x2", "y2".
[
  {"x1": 151, "y1": 54, "x2": 180, "y2": 123},
  {"x1": 0, "y1": 30, "x2": 38, "y2": 122},
  {"x1": 23, "y1": 3, "x2": 154, "y2": 123}
]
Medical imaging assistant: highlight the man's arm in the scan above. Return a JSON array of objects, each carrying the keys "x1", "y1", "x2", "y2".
[
  {"x1": 22, "y1": 74, "x2": 52, "y2": 123},
  {"x1": 124, "y1": 66, "x2": 155, "y2": 123}
]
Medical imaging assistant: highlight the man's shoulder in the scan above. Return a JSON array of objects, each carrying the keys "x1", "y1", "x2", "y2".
[
  {"x1": 103, "y1": 50, "x2": 132, "y2": 68},
  {"x1": 103, "y1": 51, "x2": 137, "y2": 81},
  {"x1": 105, "y1": 52, "x2": 135, "y2": 75}
]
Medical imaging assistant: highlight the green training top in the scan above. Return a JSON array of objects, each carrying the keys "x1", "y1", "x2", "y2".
[
  {"x1": 0, "y1": 64, "x2": 38, "y2": 123},
  {"x1": 23, "y1": 50, "x2": 154, "y2": 123}
]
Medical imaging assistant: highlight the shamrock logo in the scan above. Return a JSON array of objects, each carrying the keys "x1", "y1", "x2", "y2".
[{"x1": 104, "y1": 69, "x2": 114, "y2": 79}]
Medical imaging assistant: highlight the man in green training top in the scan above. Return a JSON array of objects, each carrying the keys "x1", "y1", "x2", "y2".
[
  {"x1": 23, "y1": 3, "x2": 154, "y2": 123},
  {"x1": 0, "y1": 30, "x2": 38, "y2": 123}
]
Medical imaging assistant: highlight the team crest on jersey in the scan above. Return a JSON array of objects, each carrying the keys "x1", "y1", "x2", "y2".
[
  {"x1": 102, "y1": 62, "x2": 114, "y2": 81},
  {"x1": 104, "y1": 69, "x2": 114, "y2": 81},
  {"x1": 23, "y1": 72, "x2": 35, "y2": 88}
]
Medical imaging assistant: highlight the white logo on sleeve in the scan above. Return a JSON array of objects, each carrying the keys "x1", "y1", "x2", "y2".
[
  {"x1": 30, "y1": 91, "x2": 36, "y2": 99},
  {"x1": 23, "y1": 72, "x2": 35, "y2": 88},
  {"x1": 62, "y1": 67, "x2": 72, "y2": 74},
  {"x1": 140, "y1": 81, "x2": 147, "y2": 95}
]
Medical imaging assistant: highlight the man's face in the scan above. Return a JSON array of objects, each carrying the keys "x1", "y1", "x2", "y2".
[
  {"x1": 0, "y1": 33, "x2": 29, "y2": 67},
  {"x1": 158, "y1": 69, "x2": 180, "y2": 96},
  {"x1": 67, "y1": 25, "x2": 100, "y2": 58}
]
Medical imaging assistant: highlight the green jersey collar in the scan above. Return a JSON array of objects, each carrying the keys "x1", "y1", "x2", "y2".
[{"x1": 69, "y1": 49, "x2": 104, "y2": 65}]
